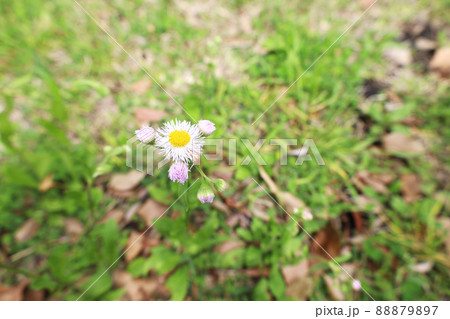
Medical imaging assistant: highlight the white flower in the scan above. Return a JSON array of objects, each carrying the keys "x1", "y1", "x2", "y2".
[{"x1": 155, "y1": 119, "x2": 204, "y2": 163}]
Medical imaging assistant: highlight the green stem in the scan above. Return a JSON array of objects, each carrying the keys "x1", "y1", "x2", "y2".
[
  {"x1": 0, "y1": 263, "x2": 37, "y2": 278},
  {"x1": 194, "y1": 165, "x2": 212, "y2": 183}
]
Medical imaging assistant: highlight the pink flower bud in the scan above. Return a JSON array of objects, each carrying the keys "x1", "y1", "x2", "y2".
[
  {"x1": 302, "y1": 208, "x2": 313, "y2": 220},
  {"x1": 168, "y1": 162, "x2": 189, "y2": 184},
  {"x1": 352, "y1": 280, "x2": 362, "y2": 291},
  {"x1": 197, "y1": 182, "x2": 214, "y2": 203},
  {"x1": 198, "y1": 120, "x2": 216, "y2": 136},
  {"x1": 135, "y1": 125, "x2": 155, "y2": 143}
]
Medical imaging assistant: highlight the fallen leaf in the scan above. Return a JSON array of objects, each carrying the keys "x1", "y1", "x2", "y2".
[
  {"x1": 0, "y1": 280, "x2": 29, "y2": 301},
  {"x1": 355, "y1": 195, "x2": 382, "y2": 214},
  {"x1": 281, "y1": 259, "x2": 309, "y2": 285},
  {"x1": 134, "y1": 108, "x2": 167, "y2": 124},
  {"x1": 241, "y1": 267, "x2": 270, "y2": 277},
  {"x1": 38, "y1": 174, "x2": 54, "y2": 192},
  {"x1": 113, "y1": 270, "x2": 162, "y2": 301},
  {"x1": 430, "y1": 47, "x2": 450, "y2": 78},
  {"x1": 323, "y1": 275, "x2": 345, "y2": 301},
  {"x1": 23, "y1": 288, "x2": 45, "y2": 301},
  {"x1": 124, "y1": 203, "x2": 140, "y2": 224},
  {"x1": 63, "y1": 218, "x2": 85, "y2": 235},
  {"x1": 14, "y1": 219, "x2": 39, "y2": 243},
  {"x1": 125, "y1": 231, "x2": 145, "y2": 262},
  {"x1": 100, "y1": 209, "x2": 125, "y2": 224},
  {"x1": 311, "y1": 223, "x2": 341, "y2": 259},
  {"x1": 131, "y1": 79, "x2": 152, "y2": 95},
  {"x1": 92, "y1": 97, "x2": 118, "y2": 129},
  {"x1": 415, "y1": 37, "x2": 437, "y2": 51},
  {"x1": 252, "y1": 198, "x2": 273, "y2": 221},
  {"x1": 382, "y1": 132, "x2": 425, "y2": 154},
  {"x1": 108, "y1": 170, "x2": 145, "y2": 192},
  {"x1": 383, "y1": 48, "x2": 412, "y2": 66},
  {"x1": 359, "y1": 0, "x2": 375, "y2": 9},
  {"x1": 352, "y1": 171, "x2": 391, "y2": 194},
  {"x1": 285, "y1": 277, "x2": 313, "y2": 301},
  {"x1": 400, "y1": 173, "x2": 422, "y2": 203},
  {"x1": 278, "y1": 192, "x2": 307, "y2": 215},
  {"x1": 137, "y1": 199, "x2": 168, "y2": 227},
  {"x1": 216, "y1": 240, "x2": 244, "y2": 254},
  {"x1": 412, "y1": 261, "x2": 433, "y2": 273}
]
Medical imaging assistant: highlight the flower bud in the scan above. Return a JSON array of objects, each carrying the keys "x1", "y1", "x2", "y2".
[
  {"x1": 352, "y1": 280, "x2": 362, "y2": 291},
  {"x1": 213, "y1": 179, "x2": 227, "y2": 192},
  {"x1": 302, "y1": 208, "x2": 313, "y2": 221},
  {"x1": 198, "y1": 120, "x2": 216, "y2": 136},
  {"x1": 197, "y1": 182, "x2": 214, "y2": 204},
  {"x1": 168, "y1": 161, "x2": 189, "y2": 184},
  {"x1": 135, "y1": 125, "x2": 155, "y2": 143}
]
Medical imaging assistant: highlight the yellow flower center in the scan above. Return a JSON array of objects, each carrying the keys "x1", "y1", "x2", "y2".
[{"x1": 169, "y1": 130, "x2": 191, "y2": 147}]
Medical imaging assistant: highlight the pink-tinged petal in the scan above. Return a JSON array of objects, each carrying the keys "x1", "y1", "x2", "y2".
[
  {"x1": 197, "y1": 182, "x2": 215, "y2": 203},
  {"x1": 168, "y1": 162, "x2": 189, "y2": 184},
  {"x1": 302, "y1": 208, "x2": 313, "y2": 220},
  {"x1": 135, "y1": 125, "x2": 155, "y2": 143},
  {"x1": 198, "y1": 120, "x2": 216, "y2": 136},
  {"x1": 352, "y1": 280, "x2": 362, "y2": 291}
]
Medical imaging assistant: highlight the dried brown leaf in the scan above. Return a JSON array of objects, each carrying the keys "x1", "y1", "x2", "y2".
[
  {"x1": 285, "y1": 277, "x2": 313, "y2": 301},
  {"x1": 38, "y1": 174, "x2": 54, "y2": 192},
  {"x1": 131, "y1": 79, "x2": 152, "y2": 95},
  {"x1": 383, "y1": 48, "x2": 412, "y2": 66},
  {"x1": 113, "y1": 270, "x2": 162, "y2": 301},
  {"x1": 382, "y1": 133, "x2": 425, "y2": 154},
  {"x1": 24, "y1": 288, "x2": 45, "y2": 301},
  {"x1": 108, "y1": 170, "x2": 145, "y2": 192},
  {"x1": 282, "y1": 259, "x2": 309, "y2": 285},
  {"x1": 430, "y1": 47, "x2": 450, "y2": 78},
  {"x1": 100, "y1": 209, "x2": 125, "y2": 224},
  {"x1": 137, "y1": 199, "x2": 168, "y2": 227},
  {"x1": 323, "y1": 275, "x2": 345, "y2": 301},
  {"x1": 311, "y1": 223, "x2": 341, "y2": 259},
  {"x1": 0, "y1": 280, "x2": 29, "y2": 301},
  {"x1": 353, "y1": 171, "x2": 390, "y2": 194},
  {"x1": 14, "y1": 219, "x2": 39, "y2": 243},
  {"x1": 278, "y1": 192, "x2": 307, "y2": 215},
  {"x1": 216, "y1": 240, "x2": 244, "y2": 254},
  {"x1": 400, "y1": 173, "x2": 421, "y2": 203},
  {"x1": 125, "y1": 231, "x2": 144, "y2": 262},
  {"x1": 63, "y1": 218, "x2": 85, "y2": 235},
  {"x1": 412, "y1": 261, "x2": 433, "y2": 274},
  {"x1": 134, "y1": 108, "x2": 167, "y2": 124}
]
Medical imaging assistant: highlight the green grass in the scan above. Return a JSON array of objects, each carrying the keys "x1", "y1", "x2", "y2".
[{"x1": 0, "y1": 0, "x2": 449, "y2": 301}]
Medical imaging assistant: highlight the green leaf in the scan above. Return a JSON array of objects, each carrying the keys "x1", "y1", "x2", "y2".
[
  {"x1": 30, "y1": 274, "x2": 57, "y2": 291},
  {"x1": 166, "y1": 265, "x2": 189, "y2": 301},
  {"x1": 101, "y1": 289, "x2": 125, "y2": 301},
  {"x1": 268, "y1": 266, "x2": 285, "y2": 300},
  {"x1": 235, "y1": 166, "x2": 251, "y2": 181},
  {"x1": 147, "y1": 246, "x2": 181, "y2": 275},
  {"x1": 127, "y1": 257, "x2": 152, "y2": 277},
  {"x1": 236, "y1": 228, "x2": 252, "y2": 241},
  {"x1": 252, "y1": 279, "x2": 270, "y2": 301},
  {"x1": 245, "y1": 246, "x2": 262, "y2": 267}
]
